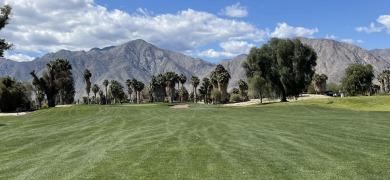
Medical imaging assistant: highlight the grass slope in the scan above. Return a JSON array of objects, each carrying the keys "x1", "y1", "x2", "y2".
[{"x1": 1, "y1": 97, "x2": 390, "y2": 179}]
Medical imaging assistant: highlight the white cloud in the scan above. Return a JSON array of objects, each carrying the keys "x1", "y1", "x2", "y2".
[
  {"x1": 0, "y1": 0, "x2": 266, "y2": 58},
  {"x1": 4, "y1": 52, "x2": 35, "y2": 62},
  {"x1": 341, "y1": 39, "x2": 354, "y2": 44},
  {"x1": 198, "y1": 49, "x2": 234, "y2": 58},
  {"x1": 198, "y1": 40, "x2": 255, "y2": 58},
  {"x1": 355, "y1": 23, "x2": 383, "y2": 33},
  {"x1": 340, "y1": 39, "x2": 363, "y2": 44},
  {"x1": 219, "y1": 3, "x2": 248, "y2": 18},
  {"x1": 270, "y1": 22, "x2": 319, "y2": 38},
  {"x1": 220, "y1": 40, "x2": 255, "y2": 55},
  {"x1": 325, "y1": 34, "x2": 337, "y2": 39},
  {"x1": 377, "y1": 15, "x2": 390, "y2": 33}
]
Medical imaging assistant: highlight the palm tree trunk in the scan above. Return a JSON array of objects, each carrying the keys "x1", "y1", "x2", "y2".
[
  {"x1": 193, "y1": 87, "x2": 196, "y2": 103},
  {"x1": 105, "y1": 87, "x2": 108, "y2": 105}
]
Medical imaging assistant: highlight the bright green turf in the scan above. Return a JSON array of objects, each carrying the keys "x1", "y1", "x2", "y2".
[{"x1": 1, "y1": 97, "x2": 390, "y2": 179}]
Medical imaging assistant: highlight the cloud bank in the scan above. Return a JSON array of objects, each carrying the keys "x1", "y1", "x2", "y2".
[{"x1": 0, "y1": 0, "x2": 320, "y2": 61}]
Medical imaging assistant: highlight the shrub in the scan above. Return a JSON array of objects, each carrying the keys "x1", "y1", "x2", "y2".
[
  {"x1": 211, "y1": 89, "x2": 221, "y2": 104},
  {"x1": 307, "y1": 84, "x2": 316, "y2": 94},
  {"x1": 42, "y1": 103, "x2": 49, "y2": 109},
  {"x1": 230, "y1": 94, "x2": 241, "y2": 102}
]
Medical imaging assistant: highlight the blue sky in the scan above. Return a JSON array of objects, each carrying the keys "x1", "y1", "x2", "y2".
[{"x1": 1, "y1": 0, "x2": 389, "y2": 62}]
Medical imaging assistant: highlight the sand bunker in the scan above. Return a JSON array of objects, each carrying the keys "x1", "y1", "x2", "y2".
[
  {"x1": 0, "y1": 112, "x2": 28, "y2": 116},
  {"x1": 225, "y1": 94, "x2": 331, "y2": 106},
  {"x1": 170, "y1": 104, "x2": 190, "y2": 108}
]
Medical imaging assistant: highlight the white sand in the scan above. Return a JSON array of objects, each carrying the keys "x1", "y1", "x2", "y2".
[
  {"x1": 225, "y1": 94, "x2": 331, "y2": 106},
  {"x1": 0, "y1": 112, "x2": 28, "y2": 116}
]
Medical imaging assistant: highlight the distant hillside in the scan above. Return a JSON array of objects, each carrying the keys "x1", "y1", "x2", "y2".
[
  {"x1": 1, "y1": 38, "x2": 390, "y2": 100},
  {"x1": 299, "y1": 38, "x2": 390, "y2": 83}
]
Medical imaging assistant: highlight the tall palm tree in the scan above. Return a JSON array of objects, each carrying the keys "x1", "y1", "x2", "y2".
[
  {"x1": 164, "y1": 72, "x2": 178, "y2": 103},
  {"x1": 126, "y1": 79, "x2": 133, "y2": 103},
  {"x1": 211, "y1": 65, "x2": 230, "y2": 102},
  {"x1": 91, "y1": 84, "x2": 100, "y2": 104},
  {"x1": 83, "y1": 69, "x2": 92, "y2": 104},
  {"x1": 178, "y1": 74, "x2": 187, "y2": 102},
  {"x1": 103, "y1": 79, "x2": 109, "y2": 104},
  {"x1": 378, "y1": 70, "x2": 390, "y2": 93},
  {"x1": 149, "y1": 75, "x2": 158, "y2": 103},
  {"x1": 156, "y1": 74, "x2": 166, "y2": 102},
  {"x1": 190, "y1": 76, "x2": 200, "y2": 103},
  {"x1": 312, "y1": 74, "x2": 328, "y2": 94},
  {"x1": 201, "y1": 77, "x2": 212, "y2": 104},
  {"x1": 136, "y1": 81, "x2": 145, "y2": 104}
]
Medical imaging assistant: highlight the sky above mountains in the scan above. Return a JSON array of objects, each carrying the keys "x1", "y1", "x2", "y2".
[{"x1": 0, "y1": 0, "x2": 389, "y2": 62}]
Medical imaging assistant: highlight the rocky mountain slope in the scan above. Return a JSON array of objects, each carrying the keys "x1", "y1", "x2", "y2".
[
  {"x1": 299, "y1": 38, "x2": 390, "y2": 83},
  {"x1": 1, "y1": 38, "x2": 389, "y2": 100}
]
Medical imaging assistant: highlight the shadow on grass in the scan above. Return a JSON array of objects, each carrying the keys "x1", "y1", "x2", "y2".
[{"x1": 0, "y1": 123, "x2": 6, "y2": 127}]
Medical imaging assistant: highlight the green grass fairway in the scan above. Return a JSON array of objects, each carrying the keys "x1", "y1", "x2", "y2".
[{"x1": 1, "y1": 97, "x2": 390, "y2": 179}]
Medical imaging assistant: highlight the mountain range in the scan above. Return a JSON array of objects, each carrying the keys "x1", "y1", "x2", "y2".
[{"x1": 0, "y1": 38, "x2": 389, "y2": 99}]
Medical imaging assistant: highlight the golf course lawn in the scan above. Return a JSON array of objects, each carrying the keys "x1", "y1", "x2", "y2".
[{"x1": 1, "y1": 96, "x2": 390, "y2": 179}]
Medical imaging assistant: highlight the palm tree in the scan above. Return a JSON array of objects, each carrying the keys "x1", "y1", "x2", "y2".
[
  {"x1": 214, "y1": 65, "x2": 231, "y2": 102},
  {"x1": 103, "y1": 79, "x2": 109, "y2": 104},
  {"x1": 156, "y1": 74, "x2": 166, "y2": 102},
  {"x1": 164, "y1": 72, "x2": 178, "y2": 103},
  {"x1": 178, "y1": 74, "x2": 187, "y2": 102},
  {"x1": 378, "y1": 70, "x2": 390, "y2": 93},
  {"x1": 200, "y1": 77, "x2": 212, "y2": 104},
  {"x1": 237, "y1": 79, "x2": 248, "y2": 100},
  {"x1": 312, "y1": 74, "x2": 328, "y2": 94},
  {"x1": 91, "y1": 84, "x2": 100, "y2": 104},
  {"x1": 83, "y1": 69, "x2": 92, "y2": 104},
  {"x1": 149, "y1": 75, "x2": 158, "y2": 103},
  {"x1": 134, "y1": 80, "x2": 145, "y2": 104},
  {"x1": 125, "y1": 79, "x2": 133, "y2": 103},
  {"x1": 190, "y1": 76, "x2": 200, "y2": 103}
]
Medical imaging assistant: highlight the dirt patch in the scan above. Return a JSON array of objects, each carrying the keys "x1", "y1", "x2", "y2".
[{"x1": 170, "y1": 104, "x2": 190, "y2": 108}]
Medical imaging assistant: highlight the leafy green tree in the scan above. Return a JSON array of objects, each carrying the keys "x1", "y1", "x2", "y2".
[
  {"x1": 190, "y1": 76, "x2": 200, "y2": 103},
  {"x1": 0, "y1": 5, "x2": 12, "y2": 58},
  {"x1": 30, "y1": 59, "x2": 74, "y2": 107},
  {"x1": 248, "y1": 74, "x2": 268, "y2": 104},
  {"x1": 103, "y1": 79, "x2": 109, "y2": 104},
  {"x1": 83, "y1": 69, "x2": 92, "y2": 104},
  {"x1": 243, "y1": 38, "x2": 317, "y2": 102},
  {"x1": 341, "y1": 64, "x2": 374, "y2": 96},
  {"x1": 237, "y1": 79, "x2": 248, "y2": 100},
  {"x1": 312, "y1": 74, "x2": 328, "y2": 94},
  {"x1": 109, "y1": 80, "x2": 124, "y2": 104},
  {"x1": 0, "y1": 76, "x2": 31, "y2": 112},
  {"x1": 164, "y1": 72, "x2": 178, "y2": 103},
  {"x1": 91, "y1": 84, "x2": 100, "y2": 104}
]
